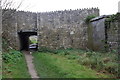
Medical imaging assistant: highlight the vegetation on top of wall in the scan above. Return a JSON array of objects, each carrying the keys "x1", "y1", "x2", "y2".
[
  {"x1": 104, "y1": 13, "x2": 119, "y2": 52},
  {"x1": 85, "y1": 15, "x2": 97, "y2": 23},
  {"x1": 106, "y1": 13, "x2": 120, "y2": 22}
]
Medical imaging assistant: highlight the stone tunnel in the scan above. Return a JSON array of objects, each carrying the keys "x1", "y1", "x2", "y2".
[{"x1": 18, "y1": 30, "x2": 37, "y2": 51}]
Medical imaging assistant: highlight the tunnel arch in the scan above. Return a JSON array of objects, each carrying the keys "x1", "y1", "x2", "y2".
[{"x1": 18, "y1": 30, "x2": 37, "y2": 51}]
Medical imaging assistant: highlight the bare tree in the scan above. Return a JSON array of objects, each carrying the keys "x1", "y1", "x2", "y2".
[
  {"x1": 1, "y1": 0, "x2": 25, "y2": 51},
  {"x1": 1, "y1": 0, "x2": 24, "y2": 22},
  {"x1": 1, "y1": 0, "x2": 23, "y2": 9}
]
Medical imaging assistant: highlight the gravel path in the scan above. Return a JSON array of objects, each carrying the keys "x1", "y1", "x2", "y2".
[{"x1": 23, "y1": 51, "x2": 39, "y2": 78}]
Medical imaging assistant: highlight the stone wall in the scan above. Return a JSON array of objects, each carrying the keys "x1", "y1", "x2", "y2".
[
  {"x1": 2, "y1": 9, "x2": 37, "y2": 49},
  {"x1": 105, "y1": 13, "x2": 120, "y2": 52},
  {"x1": 17, "y1": 11, "x2": 37, "y2": 31},
  {"x1": 37, "y1": 8, "x2": 99, "y2": 49},
  {"x1": 90, "y1": 15, "x2": 119, "y2": 51},
  {"x1": 107, "y1": 21, "x2": 119, "y2": 51},
  {"x1": 2, "y1": 9, "x2": 18, "y2": 49},
  {"x1": 2, "y1": 8, "x2": 99, "y2": 50}
]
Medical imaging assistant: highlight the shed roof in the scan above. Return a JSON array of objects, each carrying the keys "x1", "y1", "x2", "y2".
[{"x1": 90, "y1": 15, "x2": 110, "y2": 22}]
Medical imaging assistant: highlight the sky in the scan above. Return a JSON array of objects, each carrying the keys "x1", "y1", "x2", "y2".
[{"x1": 2, "y1": 0, "x2": 120, "y2": 15}]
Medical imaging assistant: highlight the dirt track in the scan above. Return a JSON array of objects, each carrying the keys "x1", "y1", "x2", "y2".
[{"x1": 23, "y1": 51, "x2": 39, "y2": 78}]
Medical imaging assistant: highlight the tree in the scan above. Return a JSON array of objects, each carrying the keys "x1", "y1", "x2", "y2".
[
  {"x1": 1, "y1": 0, "x2": 24, "y2": 21},
  {"x1": 1, "y1": 0, "x2": 23, "y2": 9}
]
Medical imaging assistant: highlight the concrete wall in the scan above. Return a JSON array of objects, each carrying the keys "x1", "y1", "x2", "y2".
[{"x1": 90, "y1": 18, "x2": 106, "y2": 51}]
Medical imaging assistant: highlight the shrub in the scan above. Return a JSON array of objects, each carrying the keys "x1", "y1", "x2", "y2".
[
  {"x1": 2, "y1": 38, "x2": 9, "y2": 51},
  {"x1": 38, "y1": 47, "x2": 57, "y2": 53},
  {"x1": 81, "y1": 58, "x2": 90, "y2": 65},
  {"x1": 2, "y1": 49, "x2": 22, "y2": 63},
  {"x1": 85, "y1": 15, "x2": 97, "y2": 23},
  {"x1": 77, "y1": 50, "x2": 118, "y2": 76},
  {"x1": 89, "y1": 58, "x2": 98, "y2": 68},
  {"x1": 106, "y1": 13, "x2": 120, "y2": 22},
  {"x1": 104, "y1": 62, "x2": 118, "y2": 74},
  {"x1": 56, "y1": 50, "x2": 70, "y2": 56},
  {"x1": 38, "y1": 48, "x2": 118, "y2": 76},
  {"x1": 67, "y1": 54, "x2": 79, "y2": 60}
]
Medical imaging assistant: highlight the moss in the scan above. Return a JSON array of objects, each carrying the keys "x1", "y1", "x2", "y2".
[
  {"x1": 85, "y1": 15, "x2": 97, "y2": 23},
  {"x1": 106, "y1": 13, "x2": 120, "y2": 22}
]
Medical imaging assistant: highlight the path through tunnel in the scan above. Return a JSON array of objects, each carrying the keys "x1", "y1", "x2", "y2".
[{"x1": 18, "y1": 30, "x2": 37, "y2": 51}]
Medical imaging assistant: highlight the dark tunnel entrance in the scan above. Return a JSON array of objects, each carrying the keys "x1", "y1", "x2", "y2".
[{"x1": 18, "y1": 30, "x2": 38, "y2": 51}]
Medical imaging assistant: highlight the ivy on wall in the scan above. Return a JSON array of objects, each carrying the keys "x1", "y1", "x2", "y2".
[
  {"x1": 104, "y1": 13, "x2": 120, "y2": 52},
  {"x1": 106, "y1": 13, "x2": 120, "y2": 22},
  {"x1": 85, "y1": 15, "x2": 97, "y2": 23}
]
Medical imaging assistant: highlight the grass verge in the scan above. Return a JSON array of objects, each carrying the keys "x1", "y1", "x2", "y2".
[
  {"x1": 2, "y1": 49, "x2": 30, "y2": 78},
  {"x1": 38, "y1": 48, "x2": 118, "y2": 77},
  {"x1": 33, "y1": 52, "x2": 109, "y2": 78}
]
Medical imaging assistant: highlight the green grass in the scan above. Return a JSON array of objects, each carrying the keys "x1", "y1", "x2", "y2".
[
  {"x1": 38, "y1": 48, "x2": 118, "y2": 77},
  {"x1": 2, "y1": 38, "x2": 30, "y2": 78},
  {"x1": 30, "y1": 40, "x2": 37, "y2": 44},
  {"x1": 33, "y1": 52, "x2": 109, "y2": 78},
  {"x1": 2, "y1": 50, "x2": 30, "y2": 78}
]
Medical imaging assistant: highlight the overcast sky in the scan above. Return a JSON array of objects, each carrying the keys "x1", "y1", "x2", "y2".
[{"x1": 3, "y1": 0, "x2": 120, "y2": 15}]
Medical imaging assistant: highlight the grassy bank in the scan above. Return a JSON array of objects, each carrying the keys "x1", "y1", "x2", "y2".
[
  {"x1": 39, "y1": 48, "x2": 118, "y2": 77},
  {"x1": 55, "y1": 49, "x2": 118, "y2": 76},
  {"x1": 2, "y1": 49, "x2": 30, "y2": 78},
  {"x1": 33, "y1": 51, "x2": 110, "y2": 78}
]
